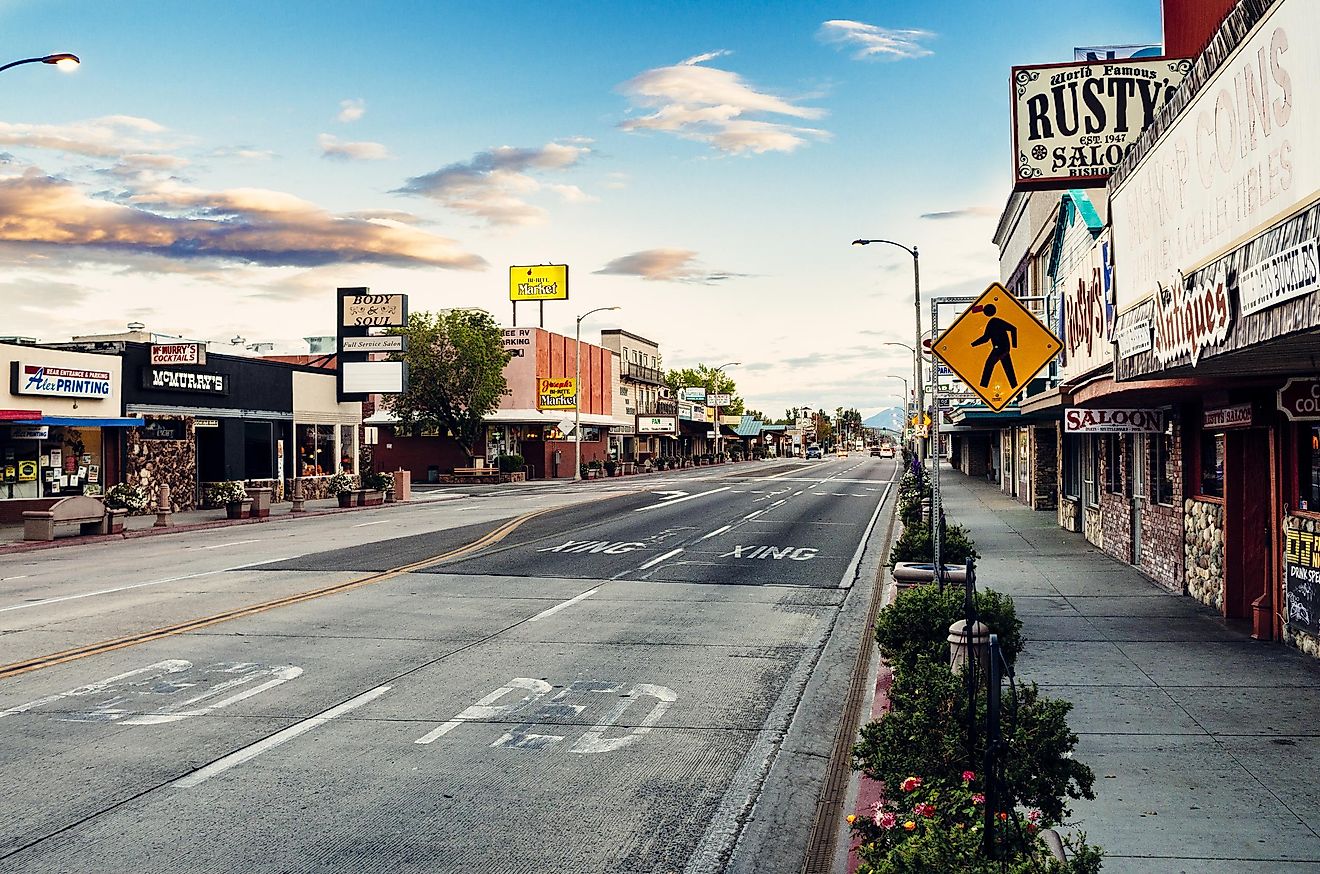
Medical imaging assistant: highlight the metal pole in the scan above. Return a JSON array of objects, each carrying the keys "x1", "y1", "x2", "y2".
[
  {"x1": 574, "y1": 315, "x2": 582, "y2": 482},
  {"x1": 931, "y1": 297, "x2": 942, "y2": 586},
  {"x1": 913, "y1": 247, "x2": 924, "y2": 463}
]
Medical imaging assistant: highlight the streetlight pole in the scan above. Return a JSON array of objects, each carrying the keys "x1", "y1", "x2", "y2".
[
  {"x1": 574, "y1": 305, "x2": 620, "y2": 482},
  {"x1": 0, "y1": 53, "x2": 79, "y2": 74},
  {"x1": 853, "y1": 238, "x2": 923, "y2": 460},
  {"x1": 710, "y1": 362, "x2": 740, "y2": 460}
]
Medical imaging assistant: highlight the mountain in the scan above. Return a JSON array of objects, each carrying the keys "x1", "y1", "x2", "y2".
[{"x1": 863, "y1": 407, "x2": 904, "y2": 432}]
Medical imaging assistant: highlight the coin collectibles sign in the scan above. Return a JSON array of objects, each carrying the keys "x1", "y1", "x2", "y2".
[
  {"x1": 510, "y1": 265, "x2": 569, "y2": 301},
  {"x1": 1279, "y1": 378, "x2": 1320, "y2": 421},
  {"x1": 1011, "y1": 57, "x2": 1189, "y2": 189},
  {"x1": 932, "y1": 284, "x2": 1061, "y2": 412}
]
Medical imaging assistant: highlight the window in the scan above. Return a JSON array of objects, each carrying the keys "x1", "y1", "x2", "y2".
[
  {"x1": 1300, "y1": 426, "x2": 1320, "y2": 512},
  {"x1": 1104, "y1": 436, "x2": 1122, "y2": 494},
  {"x1": 243, "y1": 422, "x2": 272, "y2": 479},
  {"x1": 1149, "y1": 432, "x2": 1175, "y2": 505},
  {"x1": 1061, "y1": 434, "x2": 1081, "y2": 500},
  {"x1": 1082, "y1": 437, "x2": 1099, "y2": 508},
  {"x1": 297, "y1": 424, "x2": 335, "y2": 476},
  {"x1": 1199, "y1": 432, "x2": 1225, "y2": 498}
]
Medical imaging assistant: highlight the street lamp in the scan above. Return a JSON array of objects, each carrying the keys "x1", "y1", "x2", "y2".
[
  {"x1": 710, "y1": 361, "x2": 739, "y2": 460},
  {"x1": 574, "y1": 305, "x2": 621, "y2": 482},
  {"x1": 853, "y1": 238, "x2": 923, "y2": 460},
  {"x1": 886, "y1": 375, "x2": 910, "y2": 448},
  {"x1": 801, "y1": 405, "x2": 813, "y2": 456},
  {"x1": 0, "y1": 53, "x2": 80, "y2": 74}
]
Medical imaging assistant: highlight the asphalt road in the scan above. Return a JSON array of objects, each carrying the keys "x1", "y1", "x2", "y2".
[{"x1": 0, "y1": 455, "x2": 898, "y2": 873}]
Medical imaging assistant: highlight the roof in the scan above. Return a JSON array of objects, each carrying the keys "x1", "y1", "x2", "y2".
[{"x1": 734, "y1": 415, "x2": 763, "y2": 437}]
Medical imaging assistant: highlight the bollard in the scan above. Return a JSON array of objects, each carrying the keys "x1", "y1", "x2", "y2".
[
  {"x1": 290, "y1": 478, "x2": 306, "y2": 513},
  {"x1": 153, "y1": 483, "x2": 174, "y2": 528},
  {"x1": 947, "y1": 619, "x2": 990, "y2": 676}
]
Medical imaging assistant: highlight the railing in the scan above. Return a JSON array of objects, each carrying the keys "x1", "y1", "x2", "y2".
[
  {"x1": 623, "y1": 361, "x2": 666, "y2": 385},
  {"x1": 636, "y1": 399, "x2": 676, "y2": 416}
]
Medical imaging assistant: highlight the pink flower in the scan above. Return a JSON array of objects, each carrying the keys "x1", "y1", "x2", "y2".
[
  {"x1": 971, "y1": 793, "x2": 985, "y2": 805},
  {"x1": 914, "y1": 803, "x2": 936, "y2": 818},
  {"x1": 900, "y1": 776, "x2": 922, "y2": 793},
  {"x1": 876, "y1": 811, "x2": 897, "y2": 829},
  {"x1": 961, "y1": 770, "x2": 976, "y2": 783},
  {"x1": 1027, "y1": 809, "x2": 1042, "y2": 823}
]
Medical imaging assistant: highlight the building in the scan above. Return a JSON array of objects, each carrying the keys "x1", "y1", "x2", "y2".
[{"x1": 599, "y1": 329, "x2": 675, "y2": 462}]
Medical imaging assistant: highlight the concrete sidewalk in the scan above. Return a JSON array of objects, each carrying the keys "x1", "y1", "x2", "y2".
[{"x1": 941, "y1": 470, "x2": 1320, "y2": 872}]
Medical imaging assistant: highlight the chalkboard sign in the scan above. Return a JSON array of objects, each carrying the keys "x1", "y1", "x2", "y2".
[
  {"x1": 141, "y1": 418, "x2": 186, "y2": 441},
  {"x1": 1285, "y1": 527, "x2": 1320, "y2": 636}
]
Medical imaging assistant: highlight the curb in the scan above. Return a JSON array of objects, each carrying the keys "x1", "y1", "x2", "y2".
[{"x1": 846, "y1": 574, "x2": 899, "y2": 874}]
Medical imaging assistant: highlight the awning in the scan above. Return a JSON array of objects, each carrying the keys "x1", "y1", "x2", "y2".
[
  {"x1": 12, "y1": 416, "x2": 145, "y2": 427},
  {"x1": 365, "y1": 408, "x2": 632, "y2": 428},
  {"x1": 1, "y1": 410, "x2": 42, "y2": 421}
]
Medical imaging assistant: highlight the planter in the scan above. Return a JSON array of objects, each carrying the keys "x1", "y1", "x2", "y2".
[
  {"x1": 106, "y1": 507, "x2": 128, "y2": 535},
  {"x1": 892, "y1": 562, "x2": 969, "y2": 589},
  {"x1": 385, "y1": 488, "x2": 396, "y2": 503},
  {"x1": 225, "y1": 500, "x2": 251, "y2": 520},
  {"x1": 359, "y1": 489, "x2": 385, "y2": 507},
  {"x1": 337, "y1": 492, "x2": 357, "y2": 508},
  {"x1": 248, "y1": 487, "x2": 273, "y2": 519}
]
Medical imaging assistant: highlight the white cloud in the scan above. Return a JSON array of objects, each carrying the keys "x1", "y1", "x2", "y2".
[
  {"x1": 318, "y1": 133, "x2": 391, "y2": 161},
  {"x1": 0, "y1": 115, "x2": 179, "y2": 159},
  {"x1": 595, "y1": 248, "x2": 744, "y2": 284},
  {"x1": 617, "y1": 53, "x2": 828, "y2": 155},
  {"x1": 818, "y1": 20, "x2": 936, "y2": 61},
  {"x1": 337, "y1": 98, "x2": 366, "y2": 123}
]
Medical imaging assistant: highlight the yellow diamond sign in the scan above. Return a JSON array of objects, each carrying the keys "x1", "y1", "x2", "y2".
[{"x1": 932, "y1": 283, "x2": 1061, "y2": 412}]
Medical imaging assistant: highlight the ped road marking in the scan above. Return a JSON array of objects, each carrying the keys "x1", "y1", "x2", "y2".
[
  {"x1": 172, "y1": 684, "x2": 391, "y2": 789},
  {"x1": 632, "y1": 487, "x2": 731, "y2": 513}
]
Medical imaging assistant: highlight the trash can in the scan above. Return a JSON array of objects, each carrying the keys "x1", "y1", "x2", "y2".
[{"x1": 427, "y1": 465, "x2": 439, "y2": 483}]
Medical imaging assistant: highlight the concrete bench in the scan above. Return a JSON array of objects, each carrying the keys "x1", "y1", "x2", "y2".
[
  {"x1": 453, "y1": 467, "x2": 499, "y2": 479},
  {"x1": 23, "y1": 495, "x2": 109, "y2": 541}
]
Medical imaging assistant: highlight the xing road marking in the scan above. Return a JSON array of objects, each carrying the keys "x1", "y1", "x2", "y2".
[
  {"x1": 172, "y1": 684, "x2": 392, "y2": 788},
  {"x1": 718, "y1": 545, "x2": 818, "y2": 561},
  {"x1": 529, "y1": 587, "x2": 599, "y2": 622},
  {"x1": 638, "y1": 547, "x2": 684, "y2": 570},
  {"x1": 632, "y1": 486, "x2": 731, "y2": 512},
  {"x1": 536, "y1": 540, "x2": 646, "y2": 554}
]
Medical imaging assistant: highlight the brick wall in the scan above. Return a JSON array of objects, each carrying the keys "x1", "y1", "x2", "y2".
[
  {"x1": 1137, "y1": 419, "x2": 1185, "y2": 592},
  {"x1": 1031, "y1": 426, "x2": 1058, "y2": 511}
]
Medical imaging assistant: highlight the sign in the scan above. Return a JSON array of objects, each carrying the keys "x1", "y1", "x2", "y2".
[
  {"x1": 910, "y1": 413, "x2": 932, "y2": 427},
  {"x1": 340, "y1": 335, "x2": 406, "y2": 353},
  {"x1": 1011, "y1": 58, "x2": 1189, "y2": 189},
  {"x1": 1060, "y1": 232, "x2": 1112, "y2": 381},
  {"x1": 14, "y1": 363, "x2": 113, "y2": 398},
  {"x1": 537, "y1": 377, "x2": 578, "y2": 410},
  {"x1": 1074, "y1": 44, "x2": 1162, "y2": 62},
  {"x1": 677, "y1": 399, "x2": 697, "y2": 421},
  {"x1": 558, "y1": 418, "x2": 576, "y2": 436},
  {"x1": 141, "y1": 418, "x2": 187, "y2": 440},
  {"x1": 1239, "y1": 240, "x2": 1320, "y2": 317},
  {"x1": 143, "y1": 367, "x2": 228, "y2": 395},
  {"x1": 341, "y1": 361, "x2": 407, "y2": 394},
  {"x1": 509, "y1": 265, "x2": 569, "y2": 301},
  {"x1": 1286, "y1": 527, "x2": 1320, "y2": 636},
  {"x1": 708, "y1": 393, "x2": 732, "y2": 407},
  {"x1": 637, "y1": 416, "x2": 677, "y2": 434},
  {"x1": 1110, "y1": 1, "x2": 1317, "y2": 313},
  {"x1": 10, "y1": 425, "x2": 47, "y2": 440},
  {"x1": 17, "y1": 459, "x2": 36, "y2": 482},
  {"x1": 1114, "y1": 300, "x2": 1153, "y2": 358},
  {"x1": 194, "y1": 418, "x2": 219, "y2": 429},
  {"x1": 1203, "y1": 404, "x2": 1254, "y2": 430},
  {"x1": 150, "y1": 343, "x2": 206, "y2": 366},
  {"x1": 1064, "y1": 408, "x2": 1163, "y2": 433},
  {"x1": 1150, "y1": 267, "x2": 1233, "y2": 366},
  {"x1": 1279, "y1": 378, "x2": 1320, "y2": 421},
  {"x1": 679, "y1": 387, "x2": 707, "y2": 403},
  {"x1": 932, "y1": 283, "x2": 1061, "y2": 412},
  {"x1": 341, "y1": 292, "x2": 408, "y2": 327}
]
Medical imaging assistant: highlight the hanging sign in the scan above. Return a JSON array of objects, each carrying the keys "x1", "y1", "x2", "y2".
[
  {"x1": 1279, "y1": 379, "x2": 1320, "y2": 421},
  {"x1": 150, "y1": 343, "x2": 206, "y2": 366},
  {"x1": 1064, "y1": 408, "x2": 1163, "y2": 434},
  {"x1": 341, "y1": 292, "x2": 408, "y2": 328},
  {"x1": 340, "y1": 335, "x2": 406, "y2": 353},
  {"x1": 1202, "y1": 404, "x2": 1253, "y2": 430},
  {"x1": 637, "y1": 416, "x2": 677, "y2": 434}
]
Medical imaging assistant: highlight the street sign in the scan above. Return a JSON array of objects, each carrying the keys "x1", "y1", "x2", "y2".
[
  {"x1": 910, "y1": 413, "x2": 932, "y2": 427},
  {"x1": 932, "y1": 283, "x2": 1060, "y2": 412}
]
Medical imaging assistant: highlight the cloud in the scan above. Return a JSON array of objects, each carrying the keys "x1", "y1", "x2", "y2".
[
  {"x1": 818, "y1": 20, "x2": 936, "y2": 61},
  {"x1": 617, "y1": 53, "x2": 828, "y2": 155},
  {"x1": 0, "y1": 167, "x2": 487, "y2": 270},
  {"x1": 0, "y1": 277, "x2": 92, "y2": 311},
  {"x1": 210, "y1": 146, "x2": 277, "y2": 161},
  {"x1": 0, "y1": 115, "x2": 179, "y2": 159},
  {"x1": 337, "y1": 98, "x2": 366, "y2": 123},
  {"x1": 318, "y1": 133, "x2": 391, "y2": 161},
  {"x1": 920, "y1": 206, "x2": 997, "y2": 220},
  {"x1": 594, "y1": 248, "x2": 744, "y2": 284},
  {"x1": 395, "y1": 142, "x2": 592, "y2": 226}
]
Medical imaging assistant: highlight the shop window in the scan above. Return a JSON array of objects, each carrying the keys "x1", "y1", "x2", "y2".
[
  {"x1": 1150, "y1": 433, "x2": 1175, "y2": 506},
  {"x1": 244, "y1": 422, "x2": 273, "y2": 480},
  {"x1": 1061, "y1": 435, "x2": 1081, "y2": 500},
  {"x1": 1082, "y1": 438, "x2": 1099, "y2": 508},
  {"x1": 1199, "y1": 432, "x2": 1225, "y2": 499},
  {"x1": 339, "y1": 424, "x2": 356, "y2": 473},
  {"x1": 1300, "y1": 426, "x2": 1320, "y2": 513},
  {"x1": 1104, "y1": 436, "x2": 1122, "y2": 494},
  {"x1": 297, "y1": 424, "x2": 335, "y2": 476}
]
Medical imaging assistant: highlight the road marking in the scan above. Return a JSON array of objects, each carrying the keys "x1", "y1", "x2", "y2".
[
  {"x1": 200, "y1": 539, "x2": 262, "y2": 550},
  {"x1": 769, "y1": 499, "x2": 787, "y2": 508},
  {"x1": 536, "y1": 540, "x2": 646, "y2": 554},
  {"x1": 1, "y1": 575, "x2": 28, "y2": 582},
  {"x1": 744, "y1": 510, "x2": 764, "y2": 520},
  {"x1": 416, "y1": 678, "x2": 551, "y2": 744},
  {"x1": 0, "y1": 563, "x2": 267, "y2": 614},
  {"x1": 838, "y1": 470, "x2": 898, "y2": 589},
  {"x1": 718, "y1": 545, "x2": 817, "y2": 561},
  {"x1": 570, "y1": 684, "x2": 678, "y2": 754},
  {"x1": 352, "y1": 520, "x2": 390, "y2": 528},
  {"x1": 173, "y1": 684, "x2": 391, "y2": 788},
  {"x1": 529, "y1": 587, "x2": 599, "y2": 622},
  {"x1": 699, "y1": 525, "x2": 731, "y2": 541},
  {"x1": 638, "y1": 548, "x2": 683, "y2": 570},
  {"x1": 632, "y1": 487, "x2": 731, "y2": 512}
]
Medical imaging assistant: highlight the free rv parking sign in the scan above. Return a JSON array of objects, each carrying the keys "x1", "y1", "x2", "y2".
[{"x1": 932, "y1": 284, "x2": 1061, "y2": 412}]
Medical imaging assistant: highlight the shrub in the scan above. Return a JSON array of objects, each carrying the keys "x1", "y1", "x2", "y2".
[
  {"x1": 362, "y1": 470, "x2": 393, "y2": 491},
  {"x1": 326, "y1": 472, "x2": 355, "y2": 494},
  {"x1": 604, "y1": 459, "x2": 618, "y2": 476},
  {"x1": 105, "y1": 482, "x2": 151, "y2": 515},
  {"x1": 205, "y1": 480, "x2": 247, "y2": 505},
  {"x1": 874, "y1": 583, "x2": 1025, "y2": 674},
  {"x1": 495, "y1": 454, "x2": 525, "y2": 473},
  {"x1": 890, "y1": 522, "x2": 979, "y2": 567}
]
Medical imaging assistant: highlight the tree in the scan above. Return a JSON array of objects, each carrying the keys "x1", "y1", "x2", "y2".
[
  {"x1": 386, "y1": 310, "x2": 511, "y2": 459},
  {"x1": 744, "y1": 408, "x2": 766, "y2": 422},
  {"x1": 665, "y1": 365, "x2": 744, "y2": 415}
]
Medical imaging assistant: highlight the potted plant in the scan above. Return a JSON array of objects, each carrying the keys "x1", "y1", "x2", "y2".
[
  {"x1": 104, "y1": 482, "x2": 150, "y2": 531},
  {"x1": 495, "y1": 454, "x2": 526, "y2": 482},
  {"x1": 206, "y1": 481, "x2": 250, "y2": 519},
  {"x1": 604, "y1": 459, "x2": 618, "y2": 477},
  {"x1": 327, "y1": 472, "x2": 356, "y2": 507},
  {"x1": 361, "y1": 470, "x2": 392, "y2": 505}
]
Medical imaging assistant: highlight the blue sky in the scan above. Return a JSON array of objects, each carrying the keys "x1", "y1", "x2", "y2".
[{"x1": 1, "y1": 0, "x2": 1161, "y2": 417}]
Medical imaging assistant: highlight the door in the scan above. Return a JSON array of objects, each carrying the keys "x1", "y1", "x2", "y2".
[
  {"x1": 1225, "y1": 428, "x2": 1274, "y2": 637},
  {"x1": 1131, "y1": 436, "x2": 1146, "y2": 567}
]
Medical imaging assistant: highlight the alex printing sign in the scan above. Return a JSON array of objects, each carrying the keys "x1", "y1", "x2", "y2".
[
  {"x1": 537, "y1": 377, "x2": 577, "y2": 410},
  {"x1": 16, "y1": 364, "x2": 112, "y2": 398},
  {"x1": 1064, "y1": 408, "x2": 1163, "y2": 433},
  {"x1": 1011, "y1": 57, "x2": 1189, "y2": 188}
]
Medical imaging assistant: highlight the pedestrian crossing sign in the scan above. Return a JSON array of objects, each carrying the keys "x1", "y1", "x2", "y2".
[{"x1": 932, "y1": 283, "x2": 1061, "y2": 412}]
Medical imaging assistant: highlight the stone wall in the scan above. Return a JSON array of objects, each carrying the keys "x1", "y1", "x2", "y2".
[
  {"x1": 124, "y1": 416, "x2": 197, "y2": 512},
  {"x1": 286, "y1": 474, "x2": 357, "y2": 502},
  {"x1": 1185, "y1": 498, "x2": 1225, "y2": 611},
  {"x1": 1084, "y1": 506, "x2": 1103, "y2": 548},
  {"x1": 1283, "y1": 515, "x2": 1320, "y2": 658},
  {"x1": 1099, "y1": 436, "x2": 1133, "y2": 565},
  {"x1": 1058, "y1": 496, "x2": 1081, "y2": 532}
]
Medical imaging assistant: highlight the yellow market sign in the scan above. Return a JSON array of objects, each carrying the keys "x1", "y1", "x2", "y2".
[
  {"x1": 537, "y1": 376, "x2": 577, "y2": 410},
  {"x1": 932, "y1": 283, "x2": 1061, "y2": 412},
  {"x1": 510, "y1": 265, "x2": 569, "y2": 301}
]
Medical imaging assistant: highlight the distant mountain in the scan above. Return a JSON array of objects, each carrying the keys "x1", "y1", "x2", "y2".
[{"x1": 863, "y1": 407, "x2": 904, "y2": 431}]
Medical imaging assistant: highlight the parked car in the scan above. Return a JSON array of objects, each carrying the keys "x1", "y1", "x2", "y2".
[
  {"x1": 870, "y1": 446, "x2": 884, "y2": 457},
  {"x1": 806, "y1": 445, "x2": 822, "y2": 459}
]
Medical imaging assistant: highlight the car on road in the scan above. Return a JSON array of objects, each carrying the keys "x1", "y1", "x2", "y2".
[
  {"x1": 836, "y1": 448, "x2": 847, "y2": 458},
  {"x1": 870, "y1": 446, "x2": 883, "y2": 457},
  {"x1": 880, "y1": 446, "x2": 895, "y2": 458},
  {"x1": 806, "y1": 446, "x2": 822, "y2": 459}
]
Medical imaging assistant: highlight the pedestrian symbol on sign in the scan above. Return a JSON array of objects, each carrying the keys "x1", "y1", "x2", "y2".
[{"x1": 970, "y1": 304, "x2": 1019, "y2": 389}]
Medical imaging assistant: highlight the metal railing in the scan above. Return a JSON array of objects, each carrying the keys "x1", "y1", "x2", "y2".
[{"x1": 623, "y1": 361, "x2": 665, "y2": 385}]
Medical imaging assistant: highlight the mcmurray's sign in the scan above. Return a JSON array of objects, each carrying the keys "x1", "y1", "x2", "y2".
[{"x1": 1064, "y1": 408, "x2": 1164, "y2": 434}]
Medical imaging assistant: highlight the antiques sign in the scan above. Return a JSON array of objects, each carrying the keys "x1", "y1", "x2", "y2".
[
  {"x1": 1151, "y1": 267, "x2": 1231, "y2": 366},
  {"x1": 1011, "y1": 58, "x2": 1189, "y2": 189}
]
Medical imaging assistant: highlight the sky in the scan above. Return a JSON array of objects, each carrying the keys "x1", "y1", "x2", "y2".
[{"x1": 0, "y1": 0, "x2": 1162, "y2": 420}]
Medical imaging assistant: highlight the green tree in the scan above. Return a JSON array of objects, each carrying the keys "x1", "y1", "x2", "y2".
[
  {"x1": 386, "y1": 310, "x2": 511, "y2": 459},
  {"x1": 744, "y1": 408, "x2": 766, "y2": 422},
  {"x1": 665, "y1": 365, "x2": 744, "y2": 415}
]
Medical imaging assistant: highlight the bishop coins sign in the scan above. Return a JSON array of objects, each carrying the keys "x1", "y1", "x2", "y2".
[{"x1": 932, "y1": 284, "x2": 1061, "y2": 412}]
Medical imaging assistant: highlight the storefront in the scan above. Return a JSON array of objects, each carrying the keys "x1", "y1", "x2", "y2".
[{"x1": 0, "y1": 343, "x2": 140, "y2": 522}]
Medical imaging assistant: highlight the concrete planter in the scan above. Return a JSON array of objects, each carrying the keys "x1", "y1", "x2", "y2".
[
  {"x1": 358, "y1": 489, "x2": 385, "y2": 507},
  {"x1": 106, "y1": 507, "x2": 128, "y2": 534},
  {"x1": 337, "y1": 492, "x2": 357, "y2": 508},
  {"x1": 892, "y1": 562, "x2": 970, "y2": 589}
]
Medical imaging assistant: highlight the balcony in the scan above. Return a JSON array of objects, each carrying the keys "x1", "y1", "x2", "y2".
[
  {"x1": 623, "y1": 361, "x2": 666, "y2": 385},
  {"x1": 636, "y1": 399, "x2": 676, "y2": 416}
]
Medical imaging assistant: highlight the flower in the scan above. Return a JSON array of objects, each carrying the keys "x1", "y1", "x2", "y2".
[
  {"x1": 846, "y1": 814, "x2": 856, "y2": 824},
  {"x1": 876, "y1": 811, "x2": 897, "y2": 829},
  {"x1": 1028, "y1": 822, "x2": 1039, "y2": 833},
  {"x1": 914, "y1": 803, "x2": 936, "y2": 818},
  {"x1": 972, "y1": 793, "x2": 985, "y2": 805},
  {"x1": 903, "y1": 820, "x2": 916, "y2": 831},
  {"x1": 1027, "y1": 809, "x2": 1042, "y2": 823},
  {"x1": 900, "y1": 776, "x2": 922, "y2": 793},
  {"x1": 961, "y1": 770, "x2": 976, "y2": 783},
  {"x1": 998, "y1": 812, "x2": 1010, "y2": 821}
]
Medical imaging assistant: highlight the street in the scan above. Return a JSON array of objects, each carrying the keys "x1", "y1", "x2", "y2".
[{"x1": 0, "y1": 455, "x2": 897, "y2": 873}]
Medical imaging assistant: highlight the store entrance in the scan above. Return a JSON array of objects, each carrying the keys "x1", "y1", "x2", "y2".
[
  {"x1": 1225, "y1": 428, "x2": 1275, "y2": 639},
  {"x1": 195, "y1": 424, "x2": 225, "y2": 496}
]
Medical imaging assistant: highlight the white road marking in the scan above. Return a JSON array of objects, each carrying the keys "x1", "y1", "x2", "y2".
[
  {"x1": 416, "y1": 678, "x2": 551, "y2": 744},
  {"x1": 769, "y1": 499, "x2": 786, "y2": 508},
  {"x1": 529, "y1": 587, "x2": 600, "y2": 621},
  {"x1": 632, "y1": 487, "x2": 731, "y2": 512},
  {"x1": 173, "y1": 684, "x2": 391, "y2": 788},
  {"x1": 352, "y1": 520, "x2": 390, "y2": 528},
  {"x1": 838, "y1": 471, "x2": 898, "y2": 589},
  {"x1": 200, "y1": 539, "x2": 262, "y2": 550},
  {"x1": 570, "y1": 684, "x2": 678, "y2": 754},
  {"x1": 744, "y1": 510, "x2": 764, "y2": 520},
  {"x1": 638, "y1": 548, "x2": 683, "y2": 570},
  {"x1": 0, "y1": 560, "x2": 279, "y2": 613},
  {"x1": 699, "y1": 525, "x2": 731, "y2": 541},
  {"x1": 1, "y1": 575, "x2": 28, "y2": 582}
]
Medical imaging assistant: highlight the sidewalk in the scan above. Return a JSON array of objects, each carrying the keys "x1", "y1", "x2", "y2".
[{"x1": 940, "y1": 472, "x2": 1320, "y2": 872}]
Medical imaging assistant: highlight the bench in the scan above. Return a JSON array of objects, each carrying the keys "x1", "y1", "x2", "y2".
[
  {"x1": 453, "y1": 467, "x2": 500, "y2": 479},
  {"x1": 23, "y1": 495, "x2": 109, "y2": 541}
]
